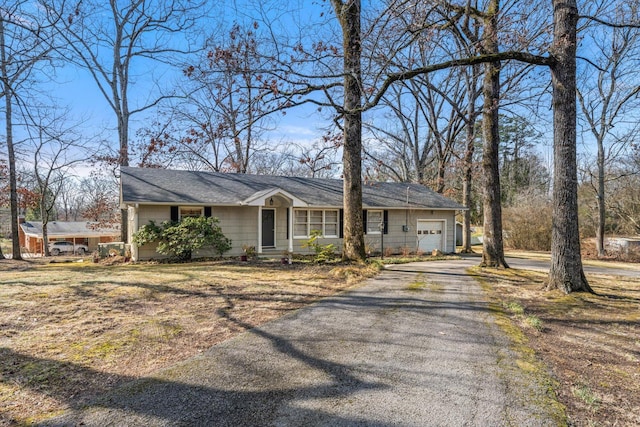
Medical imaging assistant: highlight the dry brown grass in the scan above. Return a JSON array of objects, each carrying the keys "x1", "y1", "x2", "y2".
[
  {"x1": 0, "y1": 259, "x2": 378, "y2": 425},
  {"x1": 472, "y1": 267, "x2": 640, "y2": 427}
]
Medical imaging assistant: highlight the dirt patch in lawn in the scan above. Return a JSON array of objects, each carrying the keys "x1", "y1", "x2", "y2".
[
  {"x1": 0, "y1": 259, "x2": 378, "y2": 426},
  {"x1": 471, "y1": 267, "x2": 640, "y2": 427}
]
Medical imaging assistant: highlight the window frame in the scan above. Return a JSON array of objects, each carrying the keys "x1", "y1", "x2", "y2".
[
  {"x1": 293, "y1": 208, "x2": 340, "y2": 239},
  {"x1": 179, "y1": 206, "x2": 204, "y2": 220},
  {"x1": 366, "y1": 209, "x2": 383, "y2": 235}
]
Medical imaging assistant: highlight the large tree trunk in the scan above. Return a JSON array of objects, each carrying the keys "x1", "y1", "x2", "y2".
[
  {"x1": 547, "y1": 0, "x2": 592, "y2": 293},
  {"x1": 0, "y1": 16, "x2": 22, "y2": 261},
  {"x1": 462, "y1": 65, "x2": 479, "y2": 254},
  {"x1": 333, "y1": 0, "x2": 366, "y2": 261},
  {"x1": 480, "y1": 0, "x2": 508, "y2": 268},
  {"x1": 116, "y1": 94, "x2": 129, "y2": 242},
  {"x1": 462, "y1": 112, "x2": 475, "y2": 253},
  {"x1": 595, "y1": 140, "x2": 606, "y2": 257},
  {"x1": 41, "y1": 192, "x2": 50, "y2": 256}
]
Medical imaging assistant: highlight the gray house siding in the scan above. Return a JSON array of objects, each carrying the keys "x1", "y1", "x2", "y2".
[
  {"x1": 121, "y1": 167, "x2": 465, "y2": 260},
  {"x1": 131, "y1": 204, "x2": 457, "y2": 260}
]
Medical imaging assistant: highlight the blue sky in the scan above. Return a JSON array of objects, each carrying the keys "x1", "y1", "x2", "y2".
[
  {"x1": 9, "y1": 0, "x2": 630, "y2": 180},
  {"x1": 35, "y1": 0, "x2": 338, "y2": 177}
]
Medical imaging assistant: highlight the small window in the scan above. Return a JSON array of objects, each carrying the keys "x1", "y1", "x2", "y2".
[
  {"x1": 367, "y1": 210, "x2": 383, "y2": 234},
  {"x1": 180, "y1": 207, "x2": 203, "y2": 219}
]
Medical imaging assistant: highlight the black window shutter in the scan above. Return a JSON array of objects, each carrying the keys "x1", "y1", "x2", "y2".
[
  {"x1": 286, "y1": 209, "x2": 290, "y2": 239},
  {"x1": 339, "y1": 209, "x2": 344, "y2": 238},
  {"x1": 170, "y1": 206, "x2": 179, "y2": 222},
  {"x1": 362, "y1": 210, "x2": 368, "y2": 234},
  {"x1": 204, "y1": 206, "x2": 212, "y2": 217},
  {"x1": 383, "y1": 210, "x2": 389, "y2": 234}
]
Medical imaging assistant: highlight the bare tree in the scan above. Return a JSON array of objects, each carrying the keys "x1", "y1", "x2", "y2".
[
  {"x1": 28, "y1": 108, "x2": 89, "y2": 256},
  {"x1": 0, "y1": 158, "x2": 6, "y2": 258},
  {"x1": 329, "y1": 0, "x2": 366, "y2": 261},
  {"x1": 1, "y1": 1, "x2": 52, "y2": 260},
  {"x1": 546, "y1": 0, "x2": 593, "y2": 292},
  {"x1": 294, "y1": 132, "x2": 342, "y2": 178},
  {"x1": 577, "y1": 8, "x2": 640, "y2": 257},
  {"x1": 79, "y1": 177, "x2": 120, "y2": 227},
  {"x1": 56, "y1": 178, "x2": 84, "y2": 221},
  {"x1": 183, "y1": 23, "x2": 280, "y2": 173},
  {"x1": 364, "y1": 68, "x2": 467, "y2": 192},
  {"x1": 42, "y1": 0, "x2": 209, "y2": 241}
]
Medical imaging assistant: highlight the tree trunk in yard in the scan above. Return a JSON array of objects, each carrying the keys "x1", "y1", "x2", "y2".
[
  {"x1": 547, "y1": 0, "x2": 593, "y2": 293},
  {"x1": 332, "y1": 0, "x2": 366, "y2": 261},
  {"x1": 595, "y1": 141, "x2": 606, "y2": 257},
  {"x1": 462, "y1": 65, "x2": 480, "y2": 254},
  {"x1": 462, "y1": 121, "x2": 475, "y2": 254},
  {"x1": 480, "y1": 0, "x2": 509, "y2": 268},
  {"x1": 0, "y1": 16, "x2": 22, "y2": 261}
]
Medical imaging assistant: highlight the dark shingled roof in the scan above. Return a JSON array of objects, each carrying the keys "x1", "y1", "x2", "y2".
[
  {"x1": 120, "y1": 167, "x2": 466, "y2": 210},
  {"x1": 20, "y1": 221, "x2": 119, "y2": 237}
]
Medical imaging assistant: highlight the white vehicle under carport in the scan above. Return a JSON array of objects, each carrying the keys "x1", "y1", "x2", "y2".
[{"x1": 48, "y1": 241, "x2": 89, "y2": 256}]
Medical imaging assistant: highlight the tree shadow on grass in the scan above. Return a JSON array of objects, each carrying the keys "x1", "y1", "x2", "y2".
[
  {"x1": 3, "y1": 281, "x2": 396, "y2": 426},
  {"x1": 1, "y1": 320, "x2": 389, "y2": 426},
  {"x1": 1, "y1": 265, "x2": 500, "y2": 426}
]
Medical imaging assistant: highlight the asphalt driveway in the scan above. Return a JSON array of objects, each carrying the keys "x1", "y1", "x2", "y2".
[{"x1": 42, "y1": 258, "x2": 563, "y2": 426}]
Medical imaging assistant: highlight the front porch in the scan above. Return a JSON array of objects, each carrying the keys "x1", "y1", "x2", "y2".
[{"x1": 243, "y1": 189, "x2": 307, "y2": 256}]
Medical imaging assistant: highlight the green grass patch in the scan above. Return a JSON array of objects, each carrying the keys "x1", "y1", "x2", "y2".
[
  {"x1": 382, "y1": 254, "x2": 461, "y2": 264},
  {"x1": 572, "y1": 384, "x2": 600, "y2": 409},
  {"x1": 504, "y1": 301, "x2": 525, "y2": 315},
  {"x1": 525, "y1": 315, "x2": 544, "y2": 332}
]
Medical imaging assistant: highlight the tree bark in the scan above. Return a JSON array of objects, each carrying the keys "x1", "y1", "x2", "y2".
[
  {"x1": 0, "y1": 16, "x2": 23, "y2": 261},
  {"x1": 332, "y1": 0, "x2": 366, "y2": 261},
  {"x1": 461, "y1": 63, "x2": 480, "y2": 254},
  {"x1": 595, "y1": 140, "x2": 606, "y2": 257},
  {"x1": 547, "y1": 0, "x2": 592, "y2": 293},
  {"x1": 480, "y1": 0, "x2": 509, "y2": 268},
  {"x1": 462, "y1": 104, "x2": 476, "y2": 253}
]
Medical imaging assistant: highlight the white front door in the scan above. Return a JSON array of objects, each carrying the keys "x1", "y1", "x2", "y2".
[{"x1": 417, "y1": 220, "x2": 445, "y2": 252}]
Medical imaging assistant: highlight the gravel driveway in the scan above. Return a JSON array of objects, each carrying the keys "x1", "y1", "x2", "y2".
[{"x1": 42, "y1": 259, "x2": 563, "y2": 426}]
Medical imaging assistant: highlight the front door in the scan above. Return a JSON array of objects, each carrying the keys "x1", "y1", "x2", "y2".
[{"x1": 262, "y1": 209, "x2": 275, "y2": 248}]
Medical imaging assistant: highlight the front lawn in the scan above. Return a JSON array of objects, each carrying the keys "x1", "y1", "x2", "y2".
[
  {"x1": 473, "y1": 267, "x2": 640, "y2": 427},
  {"x1": 0, "y1": 259, "x2": 378, "y2": 425}
]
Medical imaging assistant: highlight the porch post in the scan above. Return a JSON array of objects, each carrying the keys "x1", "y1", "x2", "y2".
[
  {"x1": 132, "y1": 205, "x2": 139, "y2": 261},
  {"x1": 287, "y1": 203, "x2": 293, "y2": 252},
  {"x1": 288, "y1": 206, "x2": 294, "y2": 253},
  {"x1": 258, "y1": 206, "x2": 263, "y2": 254}
]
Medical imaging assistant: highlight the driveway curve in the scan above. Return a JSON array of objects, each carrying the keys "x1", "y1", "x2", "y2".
[{"x1": 42, "y1": 259, "x2": 562, "y2": 427}]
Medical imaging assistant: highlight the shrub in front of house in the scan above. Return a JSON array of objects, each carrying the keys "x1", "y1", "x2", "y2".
[
  {"x1": 302, "y1": 229, "x2": 337, "y2": 263},
  {"x1": 133, "y1": 217, "x2": 231, "y2": 261}
]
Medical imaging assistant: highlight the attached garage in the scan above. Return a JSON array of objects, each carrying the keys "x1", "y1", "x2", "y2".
[{"x1": 417, "y1": 220, "x2": 446, "y2": 252}]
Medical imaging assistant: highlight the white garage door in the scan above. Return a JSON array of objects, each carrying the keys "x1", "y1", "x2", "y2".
[{"x1": 417, "y1": 220, "x2": 444, "y2": 252}]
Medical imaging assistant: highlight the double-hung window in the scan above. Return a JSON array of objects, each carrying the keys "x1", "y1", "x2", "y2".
[
  {"x1": 293, "y1": 209, "x2": 340, "y2": 238},
  {"x1": 366, "y1": 210, "x2": 383, "y2": 234}
]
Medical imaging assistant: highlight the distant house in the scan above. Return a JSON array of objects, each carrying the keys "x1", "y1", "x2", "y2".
[
  {"x1": 19, "y1": 220, "x2": 120, "y2": 255},
  {"x1": 119, "y1": 166, "x2": 467, "y2": 261}
]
